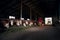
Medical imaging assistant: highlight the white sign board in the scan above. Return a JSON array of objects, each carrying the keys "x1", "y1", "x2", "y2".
[
  {"x1": 9, "y1": 16, "x2": 15, "y2": 19},
  {"x1": 45, "y1": 17, "x2": 52, "y2": 25}
]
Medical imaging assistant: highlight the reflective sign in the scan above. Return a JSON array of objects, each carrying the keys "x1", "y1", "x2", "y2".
[{"x1": 45, "y1": 17, "x2": 52, "y2": 25}]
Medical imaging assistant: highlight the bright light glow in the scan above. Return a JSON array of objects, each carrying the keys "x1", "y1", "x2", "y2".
[
  {"x1": 26, "y1": 21, "x2": 28, "y2": 25},
  {"x1": 21, "y1": 18, "x2": 24, "y2": 20},
  {"x1": 4, "y1": 23, "x2": 9, "y2": 28},
  {"x1": 16, "y1": 21, "x2": 20, "y2": 26},
  {"x1": 27, "y1": 19, "x2": 30, "y2": 21},
  {"x1": 10, "y1": 20, "x2": 14, "y2": 26},
  {"x1": 19, "y1": 20, "x2": 22, "y2": 25},
  {"x1": 9, "y1": 16, "x2": 15, "y2": 19},
  {"x1": 45, "y1": 17, "x2": 52, "y2": 25},
  {"x1": 23, "y1": 23, "x2": 26, "y2": 27},
  {"x1": 29, "y1": 22, "x2": 33, "y2": 26}
]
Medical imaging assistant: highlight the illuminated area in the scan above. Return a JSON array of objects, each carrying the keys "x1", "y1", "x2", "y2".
[
  {"x1": 9, "y1": 16, "x2": 15, "y2": 19},
  {"x1": 27, "y1": 19, "x2": 30, "y2": 21},
  {"x1": 45, "y1": 17, "x2": 52, "y2": 25},
  {"x1": 21, "y1": 18, "x2": 24, "y2": 20},
  {"x1": 0, "y1": 0, "x2": 59, "y2": 40}
]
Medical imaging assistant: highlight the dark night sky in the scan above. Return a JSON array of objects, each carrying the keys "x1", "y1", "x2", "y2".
[
  {"x1": 0, "y1": 0, "x2": 57, "y2": 19},
  {"x1": 0, "y1": 0, "x2": 18, "y2": 18}
]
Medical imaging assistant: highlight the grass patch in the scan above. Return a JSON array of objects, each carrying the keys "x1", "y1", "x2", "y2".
[{"x1": 1, "y1": 26, "x2": 32, "y2": 36}]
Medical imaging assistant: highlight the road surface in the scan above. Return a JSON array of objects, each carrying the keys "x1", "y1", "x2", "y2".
[{"x1": 0, "y1": 26, "x2": 60, "y2": 40}]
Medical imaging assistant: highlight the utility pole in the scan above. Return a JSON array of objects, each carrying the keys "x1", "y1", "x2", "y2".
[
  {"x1": 20, "y1": 0, "x2": 22, "y2": 18},
  {"x1": 30, "y1": 7, "x2": 32, "y2": 20}
]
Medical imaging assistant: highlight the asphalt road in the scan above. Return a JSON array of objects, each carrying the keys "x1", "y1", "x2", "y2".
[{"x1": 0, "y1": 26, "x2": 60, "y2": 40}]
